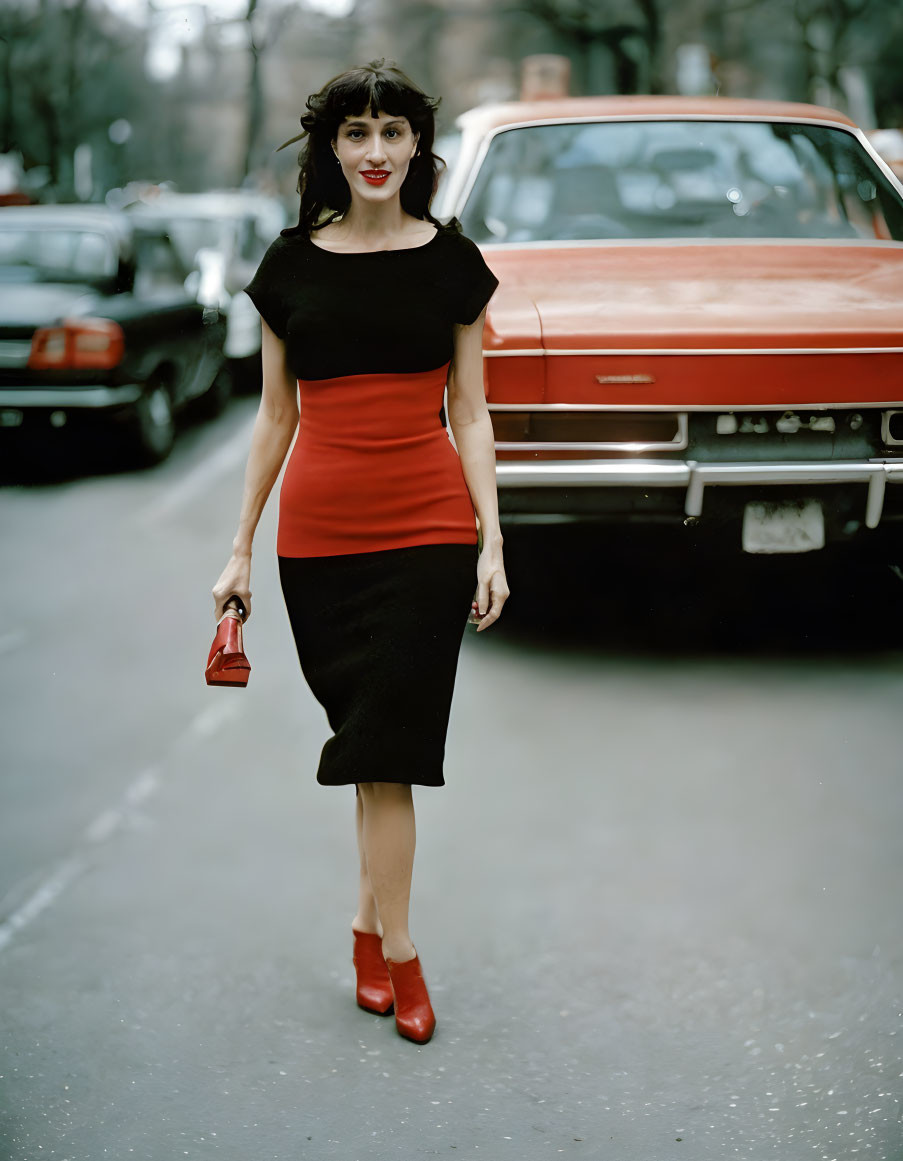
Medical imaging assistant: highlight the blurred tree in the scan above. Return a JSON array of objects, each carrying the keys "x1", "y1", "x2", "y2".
[
  {"x1": 512, "y1": 0, "x2": 663, "y2": 93},
  {"x1": 0, "y1": 6, "x2": 29, "y2": 156},
  {"x1": 5, "y1": 0, "x2": 903, "y2": 204},
  {"x1": 792, "y1": 0, "x2": 872, "y2": 106},
  {"x1": 0, "y1": 0, "x2": 148, "y2": 199},
  {"x1": 872, "y1": 23, "x2": 903, "y2": 126},
  {"x1": 238, "y1": 0, "x2": 296, "y2": 182}
]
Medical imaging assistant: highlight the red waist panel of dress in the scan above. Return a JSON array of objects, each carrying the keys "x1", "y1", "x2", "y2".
[{"x1": 277, "y1": 363, "x2": 478, "y2": 558}]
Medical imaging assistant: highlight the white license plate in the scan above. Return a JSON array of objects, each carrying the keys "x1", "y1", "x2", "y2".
[{"x1": 742, "y1": 499, "x2": 825, "y2": 554}]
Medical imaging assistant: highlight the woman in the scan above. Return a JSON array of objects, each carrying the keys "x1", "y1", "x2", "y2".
[{"x1": 211, "y1": 60, "x2": 508, "y2": 1045}]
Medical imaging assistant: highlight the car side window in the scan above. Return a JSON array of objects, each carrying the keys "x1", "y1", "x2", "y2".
[{"x1": 132, "y1": 235, "x2": 190, "y2": 296}]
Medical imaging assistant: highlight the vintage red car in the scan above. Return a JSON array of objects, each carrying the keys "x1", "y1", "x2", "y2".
[{"x1": 435, "y1": 96, "x2": 903, "y2": 553}]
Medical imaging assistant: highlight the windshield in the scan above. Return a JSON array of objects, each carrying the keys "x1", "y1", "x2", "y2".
[
  {"x1": 0, "y1": 227, "x2": 118, "y2": 281},
  {"x1": 458, "y1": 120, "x2": 903, "y2": 243}
]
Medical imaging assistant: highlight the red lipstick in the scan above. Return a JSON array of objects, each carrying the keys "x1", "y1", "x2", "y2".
[{"x1": 361, "y1": 170, "x2": 390, "y2": 185}]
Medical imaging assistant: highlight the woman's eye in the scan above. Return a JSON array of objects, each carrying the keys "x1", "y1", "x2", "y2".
[{"x1": 385, "y1": 130, "x2": 399, "y2": 140}]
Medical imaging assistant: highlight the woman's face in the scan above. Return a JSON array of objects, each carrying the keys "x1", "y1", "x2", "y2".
[{"x1": 332, "y1": 110, "x2": 419, "y2": 204}]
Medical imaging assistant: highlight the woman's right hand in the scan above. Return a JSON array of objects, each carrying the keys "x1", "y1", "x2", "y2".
[{"x1": 212, "y1": 551, "x2": 252, "y2": 622}]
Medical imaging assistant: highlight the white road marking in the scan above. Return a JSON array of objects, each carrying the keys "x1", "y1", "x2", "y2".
[
  {"x1": 0, "y1": 628, "x2": 28, "y2": 656},
  {"x1": 139, "y1": 416, "x2": 254, "y2": 524},
  {"x1": 0, "y1": 857, "x2": 85, "y2": 953},
  {"x1": 0, "y1": 701, "x2": 243, "y2": 954},
  {"x1": 188, "y1": 698, "x2": 241, "y2": 740},
  {"x1": 125, "y1": 768, "x2": 160, "y2": 806},
  {"x1": 83, "y1": 808, "x2": 123, "y2": 845}
]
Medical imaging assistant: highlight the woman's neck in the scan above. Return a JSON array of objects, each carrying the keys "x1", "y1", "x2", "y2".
[{"x1": 332, "y1": 199, "x2": 414, "y2": 245}]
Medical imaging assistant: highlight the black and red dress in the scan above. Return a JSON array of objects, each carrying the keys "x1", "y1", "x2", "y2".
[{"x1": 244, "y1": 220, "x2": 498, "y2": 788}]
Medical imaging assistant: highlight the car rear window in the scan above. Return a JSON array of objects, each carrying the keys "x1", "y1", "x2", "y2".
[
  {"x1": 0, "y1": 227, "x2": 117, "y2": 280},
  {"x1": 458, "y1": 119, "x2": 903, "y2": 243}
]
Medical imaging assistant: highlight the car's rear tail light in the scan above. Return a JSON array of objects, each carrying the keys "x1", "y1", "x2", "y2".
[{"x1": 28, "y1": 318, "x2": 125, "y2": 370}]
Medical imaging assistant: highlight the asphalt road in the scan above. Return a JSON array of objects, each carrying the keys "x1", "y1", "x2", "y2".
[{"x1": 2, "y1": 399, "x2": 902, "y2": 1161}]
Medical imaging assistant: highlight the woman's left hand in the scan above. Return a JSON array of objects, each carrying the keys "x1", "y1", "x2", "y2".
[{"x1": 473, "y1": 545, "x2": 510, "y2": 631}]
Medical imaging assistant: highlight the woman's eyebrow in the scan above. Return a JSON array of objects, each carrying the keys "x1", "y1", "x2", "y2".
[{"x1": 343, "y1": 119, "x2": 407, "y2": 129}]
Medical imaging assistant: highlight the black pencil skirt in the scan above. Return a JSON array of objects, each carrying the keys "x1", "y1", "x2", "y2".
[{"x1": 278, "y1": 543, "x2": 477, "y2": 788}]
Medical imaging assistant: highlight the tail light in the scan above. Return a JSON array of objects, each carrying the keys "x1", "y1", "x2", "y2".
[{"x1": 28, "y1": 318, "x2": 124, "y2": 370}]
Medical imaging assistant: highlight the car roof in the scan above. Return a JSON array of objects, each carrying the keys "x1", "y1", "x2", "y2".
[{"x1": 456, "y1": 95, "x2": 859, "y2": 135}]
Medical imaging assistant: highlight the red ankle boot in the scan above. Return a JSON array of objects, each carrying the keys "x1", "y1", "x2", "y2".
[
  {"x1": 385, "y1": 952, "x2": 436, "y2": 1043},
  {"x1": 352, "y1": 929, "x2": 393, "y2": 1015}
]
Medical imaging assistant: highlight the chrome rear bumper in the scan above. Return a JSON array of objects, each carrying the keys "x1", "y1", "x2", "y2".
[
  {"x1": 0, "y1": 384, "x2": 143, "y2": 409},
  {"x1": 495, "y1": 458, "x2": 903, "y2": 528}
]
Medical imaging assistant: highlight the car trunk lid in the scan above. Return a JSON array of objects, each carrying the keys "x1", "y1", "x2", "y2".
[{"x1": 482, "y1": 242, "x2": 903, "y2": 407}]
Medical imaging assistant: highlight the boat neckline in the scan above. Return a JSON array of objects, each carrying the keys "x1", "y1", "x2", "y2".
[{"x1": 304, "y1": 226, "x2": 442, "y2": 255}]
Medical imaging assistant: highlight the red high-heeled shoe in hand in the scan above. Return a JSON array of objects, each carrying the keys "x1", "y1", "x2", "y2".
[
  {"x1": 385, "y1": 951, "x2": 436, "y2": 1043},
  {"x1": 352, "y1": 929, "x2": 394, "y2": 1015},
  {"x1": 205, "y1": 596, "x2": 251, "y2": 687}
]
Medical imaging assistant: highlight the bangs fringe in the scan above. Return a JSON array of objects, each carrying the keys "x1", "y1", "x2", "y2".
[{"x1": 325, "y1": 68, "x2": 437, "y2": 130}]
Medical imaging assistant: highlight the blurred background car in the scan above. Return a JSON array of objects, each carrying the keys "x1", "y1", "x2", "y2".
[
  {"x1": 0, "y1": 203, "x2": 228, "y2": 465},
  {"x1": 124, "y1": 190, "x2": 287, "y2": 393}
]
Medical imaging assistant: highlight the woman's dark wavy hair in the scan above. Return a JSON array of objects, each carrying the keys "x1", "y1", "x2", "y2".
[{"x1": 279, "y1": 60, "x2": 444, "y2": 237}]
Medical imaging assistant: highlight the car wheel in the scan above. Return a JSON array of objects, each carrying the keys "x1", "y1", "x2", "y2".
[
  {"x1": 226, "y1": 352, "x2": 262, "y2": 395},
  {"x1": 189, "y1": 365, "x2": 232, "y2": 421},
  {"x1": 132, "y1": 379, "x2": 175, "y2": 465}
]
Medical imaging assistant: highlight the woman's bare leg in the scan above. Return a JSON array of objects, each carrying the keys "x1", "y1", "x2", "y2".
[
  {"x1": 356, "y1": 782, "x2": 417, "y2": 964},
  {"x1": 352, "y1": 788, "x2": 383, "y2": 936}
]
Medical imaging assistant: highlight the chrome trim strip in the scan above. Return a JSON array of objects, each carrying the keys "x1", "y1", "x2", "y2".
[
  {"x1": 687, "y1": 461, "x2": 883, "y2": 485},
  {"x1": 495, "y1": 457, "x2": 903, "y2": 529},
  {"x1": 491, "y1": 400, "x2": 903, "y2": 412},
  {"x1": 483, "y1": 346, "x2": 903, "y2": 356},
  {"x1": 684, "y1": 460, "x2": 895, "y2": 527},
  {"x1": 496, "y1": 461, "x2": 692, "y2": 487},
  {"x1": 479, "y1": 236, "x2": 903, "y2": 250},
  {"x1": 866, "y1": 473, "x2": 886, "y2": 528},
  {"x1": 0, "y1": 385, "x2": 142, "y2": 408},
  {"x1": 496, "y1": 441, "x2": 678, "y2": 452},
  {"x1": 489, "y1": 403, "x2": 631, "y2": 411},
  {"x1": 478, "y1": 113, "x2": 868, "y2": 135},
  {"x1": 856, "y1": 128, "x2": 903, "y2": 199},
  {"x1": 494, "y1": 413, "x2": 688, "y2": 453}
]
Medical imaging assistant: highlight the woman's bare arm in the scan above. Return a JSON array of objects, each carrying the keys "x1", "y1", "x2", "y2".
[
  {"x1": 212, "y1": 320, "x2": 299, "y2": 620},
  {"x1": 447, "y1": 307, "x2": 509, "y2": 630}
]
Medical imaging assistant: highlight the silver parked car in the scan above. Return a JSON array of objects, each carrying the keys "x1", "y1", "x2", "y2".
[{"x1": 126, "y1": 190, "x2": 287, "y2": 391}]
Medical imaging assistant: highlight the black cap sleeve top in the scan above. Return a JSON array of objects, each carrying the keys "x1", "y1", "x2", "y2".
[
  {"x1": 243, "y1": 220, "x2": 499, "y2": 789},
  {"x1": 243, "y1": 219, "x2": 499, "y2": 381}
]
